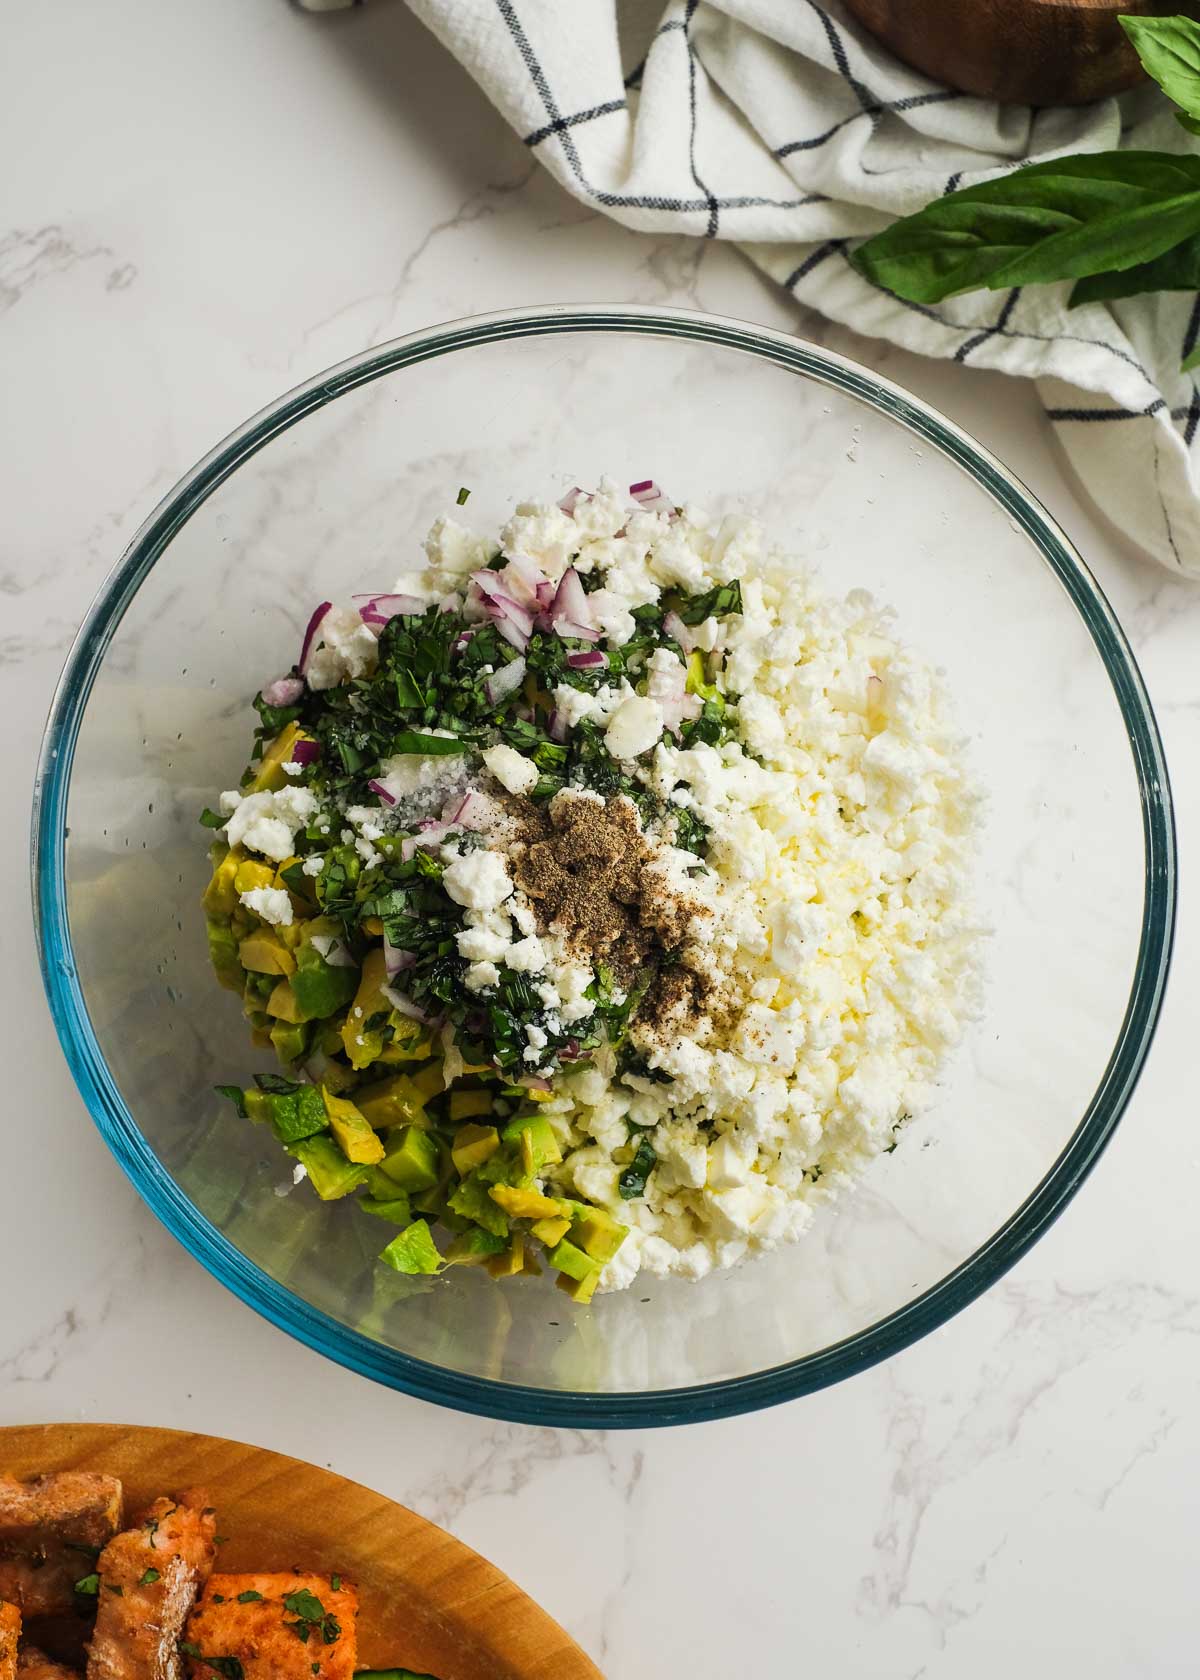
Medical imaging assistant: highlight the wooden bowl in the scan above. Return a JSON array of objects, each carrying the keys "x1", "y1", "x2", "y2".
[
  {"x1": 841, "y1": 0, "x2": 1200, "y2": 105},
  {"x1": 0, "y1": 1423, "x2": 603, "y2": 1680}
]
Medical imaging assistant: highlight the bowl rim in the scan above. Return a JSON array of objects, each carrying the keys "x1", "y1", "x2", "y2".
[{"x1": 31, "y1": 303, "x2": 1178, "y2": 1428}]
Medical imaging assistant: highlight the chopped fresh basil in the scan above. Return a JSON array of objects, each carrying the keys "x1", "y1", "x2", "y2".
[
  {"x1": 199, "y1": 808, "x2": 225, "y2": 829},
  {"x1": 236, "y1": 1590, "x2": 264, "y2": 1604},
  {"x1": 140, "y1": 1568, "x2": 161, "y2": 1586},
  {"x1": 74, "y1": 1573, "x2": 101, "y2": 1596},
  {"x1": 214, "y1": 1084, "x2": 247, "y2": 1118},
  {"x1": 619, "y1": 1138, "x2": 657, "y2": 1200}
]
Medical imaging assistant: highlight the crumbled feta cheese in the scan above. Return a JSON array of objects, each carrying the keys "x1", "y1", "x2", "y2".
[
  {"x1": 441, "y1": 848, "x2": 514, "y2": 911},
  {"x1": 465, "y1": 960, "x2": 500, "y2": 992},
  {"x1": 239, "y1": 885, "x2": 294, "y2": 926},
  {"x1": 224, "y1": 786, "x2": 318, "y2": 862},
  {"x1": 604, "y1": 695, "x2": 664, "y2": 761},
  {"x1": 481, "y1": 743, "x2": 539, "y2": 796},
  {"x1": 305, "y1": 605, "x2": 379, "y2": 692}
]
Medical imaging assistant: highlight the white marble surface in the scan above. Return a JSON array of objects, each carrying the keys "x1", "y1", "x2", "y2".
[{"x1": 2, "y1": 1, "x2": 1198, "y2": 1673}]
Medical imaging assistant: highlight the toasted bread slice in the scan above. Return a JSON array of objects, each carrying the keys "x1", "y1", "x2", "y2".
[
  {"x1": 184, "y1": 1573, "x2": 359, "y2": 1680},
  {"x1": 86, "y1": 1492, "x2": 216, "y2": 1680},
  {"x1": 17, "y1": 1650, "x2": 81, "y2": 1680},
  {"x1": 0, "y1": 1602, "x2": 20, "y2": 1680},
  {"x1": 0, "y1": 1476, "x2": 124, "y2": 1617}
]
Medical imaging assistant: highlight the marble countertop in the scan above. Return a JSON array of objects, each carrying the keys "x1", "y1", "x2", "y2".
[{"x1": 3, "y1": 2, "x2": 1198, "y2": 1673}]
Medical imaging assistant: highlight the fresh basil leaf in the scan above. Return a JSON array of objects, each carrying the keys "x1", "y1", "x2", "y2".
[
  {"x1": 853, "y1": 152, "x2": 1200, "y2": 303},
  {"x1": 1183, "y1": 341, "x2": 1200, "y2": 372},
  {"x1": 214, "y1": 1084, "x2": 247, "y2": 1118},
  {"x1": 1120, "y1": 13, "x2": 1200, "y2": 119},
  {"x1": 1069, "y1": 229, "x2": 1200, "y2": 303},
  {"x1": 1179, "y1": 111, "x2": 1200, "y2": 136},
  {"x1": 199, "y1": 808, "x2": 225, "y2": 829},
  {"x1": 619, "y1": 1138, "x2": 657, "y2": 1200},
  {"x1": 390, "y1": 730, "x2": 464, "y2": 755}
]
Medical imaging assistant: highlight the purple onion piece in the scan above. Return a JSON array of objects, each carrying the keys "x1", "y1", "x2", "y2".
[
  {"x1": 662, "y1": 610, "x2": 695, "y2": 653},
  {"x1": 289, "y1": 738, "x2": 321, "y2": 766},
  {"x1": 484, "y1": 655, "x2": 527, "y2": 707},
  {"x1": 367, "y1": 778, "x2": 397, "y2": 806},
  {"x1": 263, "y1": 674, "x2": 305, "y2": 708},
  {"x1": 565, "y1": 649, "x2": 607, "y2": 670},
  {"x1": 298, "y1": 601, "x2": 333, "y2": 675}
]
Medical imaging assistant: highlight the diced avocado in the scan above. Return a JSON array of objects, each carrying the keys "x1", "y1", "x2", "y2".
[
  {"x1": 251, "y1": 720, "x2": 306, "y2": 792},
  {"x1": 354, "y1": 1073, "x2": 429, "y2": 1131},
  {"x1": 270, "y1": 1019, "x2": 311, "y2": 1066},
  {"x1": 251, "y1": 1082, "x2": 328, "y2": 1145},
  {"x1": 569, "y1": 1205, "x2": 628, "y2": 1264},
  {"x1": 267, "y1": 978, "x2": 306, "y2": 1022},
  {"x1": 277, "y1": 918, "x2": 307, "y2": 951},
  {"x1": 314, "y1": 1049, "x2": 359, "y2": 1094},
  {"x1": 451, "y1": 1123, "x2": 500, "y2": 1175},
  {"x1": 292, "y1": 932, "x2": 359, "y2": 1022},
  {"x1": 364, "y1": 1165, "x2": 402, "y2": 1200},
  {"x1": 530, "y1": 1214, "x2": 571, "y2": 1247},
  {"x1": 239, "y1": 928, "x2": 296, "y2": 976},
  {"x1": 360, "y1": 1192, "x2": 413, "y2": 1224},
  {"x1": 444, "y1": 1227, "x2": 508, "y2": 1265},
  {"x1": 377, "y1": 1022, "x2": 435, "y2": 1064},
  {"x1": 243, "y1": 1087, "x2": 274, "y2": 1127},
  {"x1": 379, "y1": 1125, "x2": 441, "y2": 1192},
  {"x1": 289, "y1": 1134, "x2": 367, "y2": 1200},
  {"x1": 233, "y1": 857, "x2": 276, "y2": 896},
  {"x1": 485, "y1": 1234, "x2": 526, "y2": 1279},
  {"x1": 409, "y1": 1061, "x2": 449, "y2": 1102},
  {"x1": 379, "y1": 1219, "x2": 443, "y2": 1275},
  {"x1": 547, "y1": 1236, "x2": 599, "y2": 1283},
  {"x1": 556, "y1": 1267, "x2": 600, "y2": 1303},
  {"x1": 206, "y1": 916, "x2": 245, "y2": 992},
  {"x1": 448, "y1": 1172, "x2": 511, "y2": 1238},
  {"x1": 361, "y1": 915, "x2": 385, "y2": 937},
  {"x1": 489, "y1": 1183, "x2": 565, "y2": 1221},
  {"x1": 203, "y1": 845, "x2": 242, "y2": 915},
  {"x1": 449, "y1": 1089, "x2": 492, "y2": 1122},
  {"x1": 501, "y1": 1113, "x2": 562, "y2": 1174},
  {"x1": 322, "y1": 1086, "x2": 385, "y2": 1165},
  {"x1": 341, "y1": 947, "x2": 392, "y2": 1068}
]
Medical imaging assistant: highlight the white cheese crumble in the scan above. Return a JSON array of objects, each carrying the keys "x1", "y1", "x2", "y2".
[
  {"x1": 604, "y1": 694, "x2": 664, "y2": 761},
  {"x1": 481, "y1": 742, "x2": 539, "y2": 796},
  {"x1": 222, "y1": 786, "x2": 318, "y2": 863},
  {"x1": 238, "y1": 885, "x2": 294, "y2": 927}
]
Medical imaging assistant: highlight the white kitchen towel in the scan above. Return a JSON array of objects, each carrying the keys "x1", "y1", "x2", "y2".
[{"x1": 304, "y1": 0, "x2": 1200, "y2": 576}]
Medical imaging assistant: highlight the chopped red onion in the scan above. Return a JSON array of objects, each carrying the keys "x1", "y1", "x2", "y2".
[
  {"x1": 367, "y1": 778, "x2": 396, "y2": 806},
  {"x1": 309, "y1": 933, "x2": 356, "y2": 969},
  {"x1": 663, "y1": 610, "x2": 695, "y2": 653},
  {"x1": 500, "y1": 556, "x2": 550, "y2": 608},
  {"x1": 558, "y1": 486, "x2": 583, "y2": 514},
  {"x1": 400, "y1": 821, "x2": 453, "y2": 861},
  {"x1": 384, "y1": 935, "x2": 417, "y2": 977},
  {"x1": 629, "y1": 479, "x2": 676, "y2": 515},
  {"x1": 547, "y1": 708, "x2": 567, "y2": 744},
  {"x1": 565, "y1": 649, "x2": 607, "y2": 670},
  {"x1": 442, "y1": 790, "x2": 490, "y2": 829},
  {"x1": 550, "y1": 567, "x2": 594, "y2": 628},
  {"x1": 560, "y1": 1038, "x2": 582, "y2": 1061},
  {"x1": 353, "y1": 592, "x2": 428, "y2": 629},
  {"x1": 380, "y1": 983, "x2": 435, "y2": 1025},
  {"x1": 484, "y1": 655, "x2": 527, "y2": 706},
  {"x1": 298, "y1": 602, "x2": 332, "y2": 676},
  {"x1": 453, "y1": 628, "x2": 477, "y2": 654},
  {"x1": 289, "y1": 738, "x2": 321, "y2": 766},
  {"x1": 518, "y1": 1072, "x2": 552, "y2": 1092},
  {"x1": 263, "y1": 674, "x2": 305, "y2": 708},
  {"x1": 554, "y1": 619, "x2": 602, "y2": 642},
  {"x1": 535, "y1": 577, "x2": 556, "y2": 609}
]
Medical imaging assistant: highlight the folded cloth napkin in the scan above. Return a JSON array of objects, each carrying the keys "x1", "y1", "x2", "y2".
[{"x1": 301, "y1": 0, "x2": 1200, "y2": 577}]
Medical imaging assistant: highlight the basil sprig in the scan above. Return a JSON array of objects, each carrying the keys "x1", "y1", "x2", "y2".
[{"x1": 851, "y1": 15, "x2": 1200, "y2": 364}]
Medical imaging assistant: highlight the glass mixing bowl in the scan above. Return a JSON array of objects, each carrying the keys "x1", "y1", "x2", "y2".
[{"x1": 32, "y1": 306, "x2": 1176, "y2": 1426}]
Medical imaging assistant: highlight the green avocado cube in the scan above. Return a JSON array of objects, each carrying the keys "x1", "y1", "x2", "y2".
[
  {"x1": 256, "y1": 1083, "x2": 328, "y2": 1145},
  {"x1": 569, "y1": 1205, "x2": 628, "y2": 1264},
  {"x1": 547, "y1": 1236, "x2": 600, "y2": 1283},
  {"x1": 321, "y1": 1086, "x2": 385, "y2": 1165},
  {"x1": 447, "y1": 1172, "x2": 511, "y2": 1239},
  {"x1": 269, "y1": 1019, "x2": 311, "y2": 1067},
  {"x1": 290, "y1": 939, "x2": 360, "y2": 1021},
  {"x1": 379, "y1": 1219, "x2": 443, "y2": 1275},
  {"x1": 379, "y1": 1125, "x2": 441, "y2": 1192},
  {"x1": 289, "y1": 1134, "x2": 367, "y2": 1200},
  {"x1": 360, "y1": 1192, "x2": 413, "y2": 1224},
  {"x1": 444, "y1": 1227, "x2": 507, "y2": 1265},
  {"x1": 501, "y1": 1113, "x2": 562, "y2": 1173},
  {"x1": 206, "y1": 915, "x2": 245, "y2": 992}
]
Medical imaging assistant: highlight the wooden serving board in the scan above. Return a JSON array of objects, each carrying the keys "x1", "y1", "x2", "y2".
[
  {"x1": 0, "y1": 1424, "x2": 602, "y2": 1680},
  {"x1": 841, "y1": 0, "x2": 1200, "y2": 105}
]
